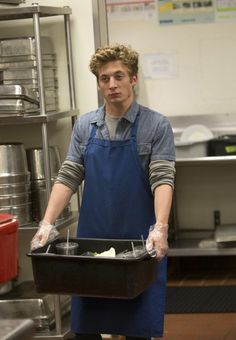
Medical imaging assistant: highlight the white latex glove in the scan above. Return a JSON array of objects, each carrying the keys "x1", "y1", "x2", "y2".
[
  {"x1": 146, "y1": 223, "x2": 168, "y2": 260},
  {"x1": 30, "y1": 220, "x2": 59, "y2": 251}
]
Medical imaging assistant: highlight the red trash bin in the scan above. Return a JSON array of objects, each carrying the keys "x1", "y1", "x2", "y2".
[{"x1": 0, "y1": 214, "x2": 18, "y2": 283}]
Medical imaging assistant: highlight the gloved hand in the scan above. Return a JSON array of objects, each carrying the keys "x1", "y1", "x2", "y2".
[
  {"x1": 30, "y1": 220, "x2": 59, "y2": 251},
  {"x1": 146, "y1": 223, "x2": 168, "y2": 260}
]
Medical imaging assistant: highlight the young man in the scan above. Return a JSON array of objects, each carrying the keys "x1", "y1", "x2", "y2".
[{"x1": 31, "y1": 44, "x2": 176, "y2": 340}]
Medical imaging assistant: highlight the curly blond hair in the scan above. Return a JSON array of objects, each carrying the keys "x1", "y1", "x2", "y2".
[{"x1": 89, "y1": 43, "x2": 139, "y2": 78}]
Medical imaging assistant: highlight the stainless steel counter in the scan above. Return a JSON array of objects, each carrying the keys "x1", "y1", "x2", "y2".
[{"x1": 0, "y1": 319, "x2": 34, "y2": 340}]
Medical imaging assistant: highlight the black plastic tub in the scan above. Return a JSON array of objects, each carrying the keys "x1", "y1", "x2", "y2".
[
  {"x1": 208, "y1": 135, "x2": 236, "y2": 156},
  {"x1": 27, "y1": 237, "x2": 157, "y2": 299}
]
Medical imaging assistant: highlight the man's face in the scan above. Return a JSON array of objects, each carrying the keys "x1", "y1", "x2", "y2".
[{"x1": 97, "y1": 60, "x2": 138, "y2": 106}]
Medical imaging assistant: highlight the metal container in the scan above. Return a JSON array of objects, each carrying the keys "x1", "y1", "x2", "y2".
[
  {"x1": 0, "y1": 143, "x2": 29, "y2": 175},
  {"x1": 175, "y1": 139, "x2": 208, "y2": 158},
  {"x1": 0, "y1": 172, "x2": 30, "y2": 185},
  {"x1": 0, "y1": 59, "x2": 56, "y2": 69},
  {"x1": 0, "y1": 192, "x2": 31, "y2": 206},
  {"x1": 4, "y1": 77, "x2": 58, "y2": 87},
  {"x1": 0, "y1": 281, "x2": 70, "y2": 332},
  {"x1": 26, "y1": 146, "x2": 61, "y2": 180},
  {"x1": 0, "y1": 202, "x2": 32, "y2": 226},
  {"x1": 31, "y1": 183, "x2": 71, "y2": 222},
  {"x1": 0, "y1": 37, "x2": 54, "y2": 57},
  {"x1": 0, "y1": 85, "x2": 39, "y2": 104},
  {"x1": 0, "y1": 53, "x2": 56, "y2": 63},
  {"x1": 3, "y1": 67, "x2": 56, "y2": 80},
  {"x1": 0, "y1": 182, "x2": 30, "y2": 195},
  {"x1": 0, "y1": 99, "x2": 39, "y2": 115}
]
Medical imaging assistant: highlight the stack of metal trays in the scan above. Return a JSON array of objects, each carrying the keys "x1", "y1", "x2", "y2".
[
  {"x1": 0, "y1": 281, "x2": 71, "y2": 333},
  {"x1": 0, "y1": 85, "x2": 39, "y2": 116},
  {"x1": 0, "y1": 37, "x2": 59, "y2": 114}
]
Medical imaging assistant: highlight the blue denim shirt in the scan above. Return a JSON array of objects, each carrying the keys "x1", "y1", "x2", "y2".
[{"x1": 66, "y1": 101, "x2": 175, "y2": 174}]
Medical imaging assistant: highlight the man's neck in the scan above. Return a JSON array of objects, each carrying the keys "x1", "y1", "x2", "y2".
[{"x1": 105, "y1": 100, "x2": 133, "y2": 118}]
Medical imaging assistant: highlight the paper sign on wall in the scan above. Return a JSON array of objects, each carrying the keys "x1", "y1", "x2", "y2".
[{"x1": 142, "y1": 52, "x2": 178, "y2": 79}]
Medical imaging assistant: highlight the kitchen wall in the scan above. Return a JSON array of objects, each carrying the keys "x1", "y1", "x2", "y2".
[
  {"x1": 0, "y1": 0, "x2": 99, "y2": 282},
  {"x1": 107, "y1": 5, "x2": 236, "y2": 118}
]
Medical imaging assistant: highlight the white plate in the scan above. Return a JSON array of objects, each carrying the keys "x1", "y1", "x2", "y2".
[{"x1": 180, "y1": 124, "x2": 213, "y2": 142}]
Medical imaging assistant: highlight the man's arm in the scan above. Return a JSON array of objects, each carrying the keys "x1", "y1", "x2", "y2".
[
  {"x1": 43, "y1": 182, "x2": 74, "y2": 224},
  {"x1": 146, "y1": 183, "x2": 173, "y2": 260},
  {"x1": 154, "y1": 183, "x2": 173, "y2": 226}
]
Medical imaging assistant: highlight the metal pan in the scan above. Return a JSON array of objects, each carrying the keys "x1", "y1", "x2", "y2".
[
  {"x1": 0, "y1": 85, "x2": 39, "y2": 104},
  {"x1": 0, "y1": 59, "x2": 56, "y2": 70},
  {"x1": 3, "y1": 67, "x2": 56, "y2": 80},
  {"x1": 0, "y1": 54, "x2": 56, "y2": 63},
  {"x1": 0, "y1": 37, "x2": 54, "y2": 57},
  {"x1": 0, "y1": 98, "x2": 39, "y2": 114}
]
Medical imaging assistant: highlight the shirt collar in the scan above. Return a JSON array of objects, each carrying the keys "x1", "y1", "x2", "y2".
[{"x1": 91, "y1": 100, "x2": 139, "y2": 126}]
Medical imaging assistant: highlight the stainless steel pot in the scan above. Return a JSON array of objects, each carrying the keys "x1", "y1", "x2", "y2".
[
  {"x1": 26, "y1": 146, "x2": 61, "y2": 180},
  {"x1": 0, "y1": 192, "x2": 31, "y2": 206},
  {"x1": 0, "y1": 182, "x2": 30, "y2": 195},
  {"x1": 0, "y1": 202, "x2": 32, "y2": 226},
  {"x1": 0, "y1": 172, "x2": 30, "y2": 185},
  {"x1": 0, "y1": 143, "x2": 28, "y2": 174}
]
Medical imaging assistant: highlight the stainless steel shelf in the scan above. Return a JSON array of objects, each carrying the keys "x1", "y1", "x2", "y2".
[
  {"x1": 19, "y1": 211, "x2": 78, "y2": 231},
  {"x1": 169, "y1": 238, "x2": 236, "y2": 256},
  {"x1": 0, "y1": 110, "x2": 79, "y2": 125},
  {"x1": 0, "y1": 5, "x2": 72, "y2": 21},
  {"x1": 176, "y1": 155, "x2": 236, "y2": 165}
]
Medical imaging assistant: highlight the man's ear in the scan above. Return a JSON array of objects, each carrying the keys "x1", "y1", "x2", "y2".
[{"x1": 131, "y1": 74, "x2": 138, "y2": 87}]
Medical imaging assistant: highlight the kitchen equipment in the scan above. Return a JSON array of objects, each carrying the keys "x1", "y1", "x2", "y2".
[
  {"x1": 3, "y1": 67, "x2": 56, "y2": 80},
  {"x1": 175, "y1": 139, "x2": 208, "y2": 158},
  {"x1": 0, "y1": 59, "x2": 56, "y2": 69},
  {"x1": 0, "y1": 192, "x2": 31, "y2": 205},
  {"x1": 0, "y1": 202, "x2": 32, "y2": 226},
  {"x1": 0, "y1": 213, "x2": 18, "y2": 284},
  {"x1": 208, "y1": 135, "x2": 236, "y2": 156},
  {"x1": 215, "y1": 224, "x2": 236, "y2": 243},
  {"x1": 0, "y1": 143, "x2": 28, "y2": 175},
  {"x1": 0, "y1": 182, "x2": 30, "y2": 195},
  {"x1": 0, "y1": 53, "x2": 56, "y2": 63},
  {"x1": 0, "y1": 98, "x2": 39, "y2": 115},
  {"x1": 0, "y1": 84, "x2": 38, "y2": 104},
  {"x1": 26, "y1": 146, "x2": 61, "y2": 180},
  {"x1": 0, "y1": 281, "x2": 70, "y2": 332},
  {"x1": 0, "y1": 36, "x2": 54, "y2": 57},
  {"x1": 180, "y1": 124, "x2": 213, "y2": 143},
  {"x1": 28, "y1": 237, "x2": 157, "y2": 299}
]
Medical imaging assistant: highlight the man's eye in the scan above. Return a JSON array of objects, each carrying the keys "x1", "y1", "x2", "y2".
[
  {"x1": 100, "y1": 76, "x2": 109, "y2": 82},
  {"x1": 114, "y1": 74, "x2": 125, "y2": 80}
]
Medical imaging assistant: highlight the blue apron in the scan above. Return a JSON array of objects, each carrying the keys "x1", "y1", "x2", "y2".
[{"x1": 71, "y1": 112, "x2": 167, "y2": 338}]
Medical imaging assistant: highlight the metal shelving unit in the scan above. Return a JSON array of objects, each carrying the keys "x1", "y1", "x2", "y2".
[
  {"x1": 176, "y1": 155, "x2": 236, "y2": 166},
  {"x1": 0, "y1": 4, "x2": 78, "y2": 339},
  {"x1": 0, "y1": 110, "x2": 79, "y2": 125},
  {"x1": 169, "y1": 156, "x2": 236, "y2": 257}
]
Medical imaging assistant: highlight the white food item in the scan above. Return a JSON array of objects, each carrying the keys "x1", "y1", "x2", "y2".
[{"x1": 95, "y1": 247, "x2": 116, "y2": 257}]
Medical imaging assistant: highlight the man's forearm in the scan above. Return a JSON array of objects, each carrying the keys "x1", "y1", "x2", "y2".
[
  {"x1": 154, "y1": 184, "x2": 173, "y2": 226},
  {"x1": 43, "y1": 182, "x2": 74, "y2": 224}
]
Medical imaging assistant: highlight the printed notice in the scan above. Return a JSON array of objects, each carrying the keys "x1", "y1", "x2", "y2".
[
  {"x1": 216, "y1": 0, "x2": 236, "y2": 22},
  {"x1": 158, "y1": 0, "x2": 215, "y2": 25},
  {"x1": 142, "y1": 52, "x2": 178, "y2": 79},
  {"x1": 106, "y1": 0, "x2": 157, "y2": 21}
]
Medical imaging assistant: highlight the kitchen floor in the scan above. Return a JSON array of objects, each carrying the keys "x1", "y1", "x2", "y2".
[{"x1": 103, "y1": 256, "x2": 236, "y2": 340}]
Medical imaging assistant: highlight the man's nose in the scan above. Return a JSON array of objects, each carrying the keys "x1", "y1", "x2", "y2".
[{"x1": 109, "y1": 76, "x2": 117, "y2": 88}]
